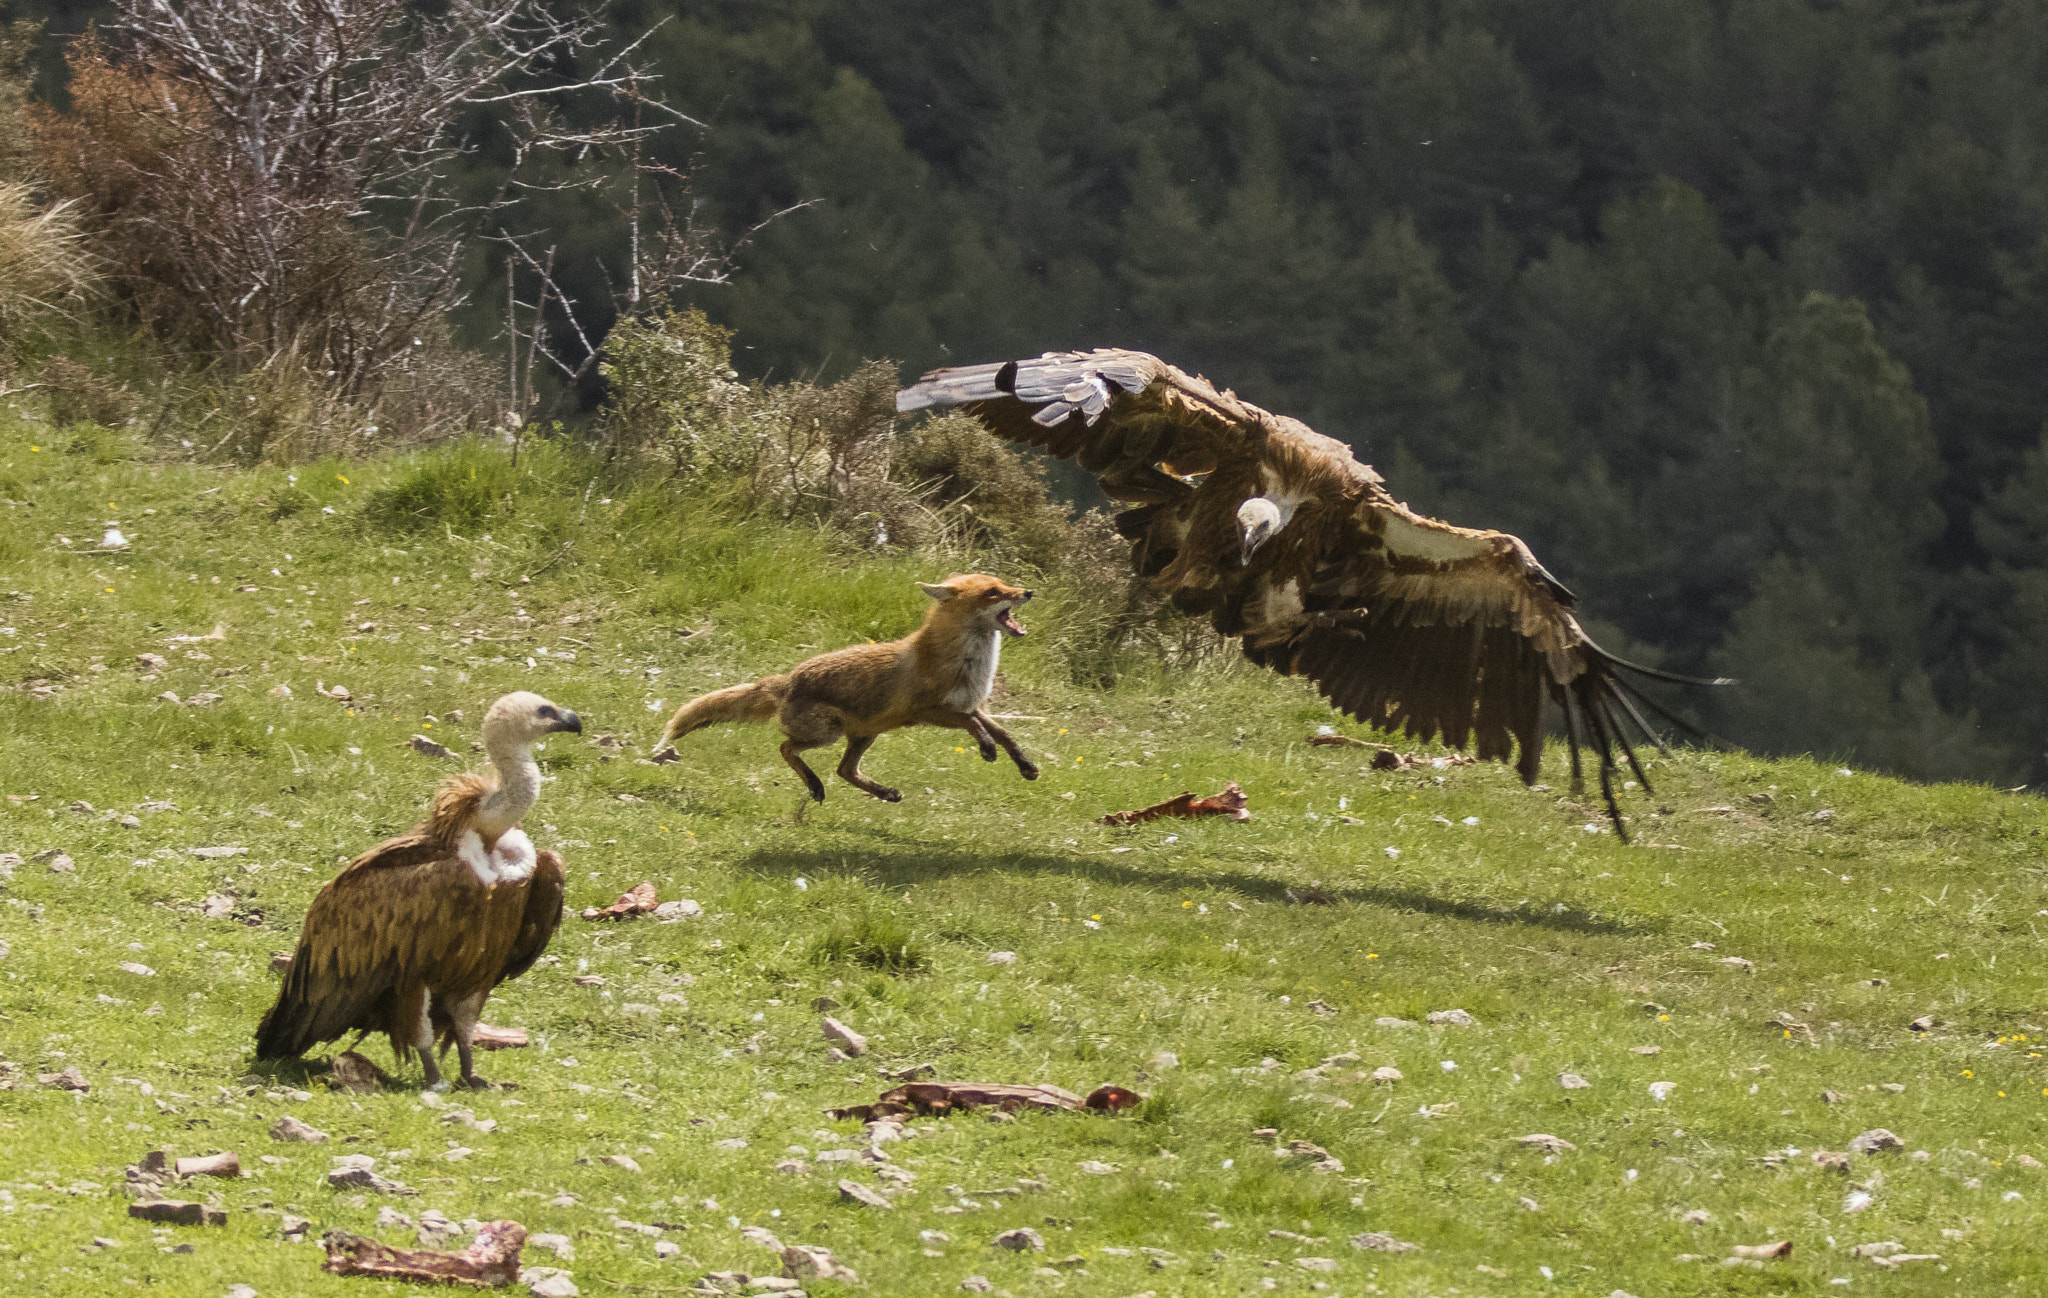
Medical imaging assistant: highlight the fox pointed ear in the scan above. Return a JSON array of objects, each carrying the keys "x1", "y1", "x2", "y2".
[{"x1": 916, "y1": 581, "x2": 953, "y2": 601}]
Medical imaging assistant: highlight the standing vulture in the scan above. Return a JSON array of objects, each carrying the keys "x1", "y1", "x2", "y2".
[
  {"x1": 256, "y1": 691, "x2": 579, "y2": 1089},
  {"x1": 897, "y1": 349, "x2": 1722, "y2": 835}
]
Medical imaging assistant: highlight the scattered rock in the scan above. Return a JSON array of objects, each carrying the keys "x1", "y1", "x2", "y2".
[
  {"x1": 37, "y1": 1065, "x2": 89, "y2": 1091},
  {"x1": 1557, "y1": 1073, "x2": 1592, "y2": 1090},
  {"x1": 117, "y1": 961, "x2": 154, "y2": 977},
  {"x1": 654, "y1": 899, "x2": 702, "y2": 922},
  {"x1": 270, "y1": 1115, "x2": 327, "y2": 1144},
  {"x1": 46, "y1": 853, "x2": 74, "y2": 873},
  {"x1": 960, "y1": 1279, "x2": 994, "y2": 1294},
  {"x1": 325, "y1": 1156, "x2": 414, "y2": 1196},
  {"x1": 528, "y1": 1234, "x2": 574, "y2": 1261},
  {"x1": 1295, "y1": 1257, "x2": 1338, "y2": 1272},
  {"x1": 782, "y1": 1244, "x2": 858, "y2": 1283},
  {"x1": 1679, "y1": 1209, "x2": 1712, "y2": 1225},
  {"x1": 1648, "y1": 1081, "x2": 1677, "y2": 1102},
  {"x1": 1811, "y1": 1150, "x2": 1851, "y2": 1172},
  {"x1": 1909, "y1": 1016, "x2": 1941, "y2": 1032},
  {"x1": 821, "y1": 1017, "x2": 869, "y2": 1057},
  {"x1": 985, "y1": 951, "x2": 1017, "y2": 965},
  {"x1": 408, "y1": 735, "x2": 455, "y2": 759},
  {"x1": 188, "y1": 846, "x2": 247, "y2": 859},
  {"x1": 1516, "y1": 1134, "x2": 1576, "y2": 1153},
  {"x1": 837, "y1": 1179, "x2": 891, "y2": 1209},
  {"x1": 993, "y1": 1228, "x2": 1045, "y2": 1252},
  {"x1": 1848, "y1": 1129, "x2": 1904, "y2": 1155},
  {"x1": 1728, "y1": 1241, "x2": 1792, "y2": 1260},
  {"x1": 598, "y1": 1155, "x2": 642, "y2": 1173},
  {"x1": 1349, "y1": 1232, "x2": 1419, "y2": 1252},
  {"x1": 1719, "y1": 957, "x2": 1755, "y2": 972},
  {"x1": 1426, "y1": 1009, "x2": 1477, "y2": 1027}
]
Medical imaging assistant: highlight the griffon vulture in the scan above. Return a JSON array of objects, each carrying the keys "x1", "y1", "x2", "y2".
[
  {"x1": 897, "y1": 349, "x2": 1722, "y2": 835},
  {"x1": 256, "y1": 691, "x2": 579, "y2": 1089}
]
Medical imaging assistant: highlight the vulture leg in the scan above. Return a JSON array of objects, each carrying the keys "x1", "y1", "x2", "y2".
[
  {"x1": 443, "y1": 989, "x2": 492, "y2": 1089},
  {"x1": 405, "y1": 991, "x2": 448, "y2": 1092},
  {"x1": 833, "y1": 735, "x2": 901, "y2": 803}
]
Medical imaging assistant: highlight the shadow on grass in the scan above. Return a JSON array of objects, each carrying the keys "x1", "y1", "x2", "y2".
[{"x1": 734, "y1": 842, "x2": 1652, "y2": 937}]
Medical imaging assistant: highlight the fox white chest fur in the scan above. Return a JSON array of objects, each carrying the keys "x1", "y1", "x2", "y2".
[{"x1": 944, "y1": 628, "x2": 1003, "y2": 710}]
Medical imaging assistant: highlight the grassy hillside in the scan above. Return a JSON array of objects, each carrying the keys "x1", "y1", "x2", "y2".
[{"x1": 1, "y1": 423, "x2": 2045, "y2": 1298}]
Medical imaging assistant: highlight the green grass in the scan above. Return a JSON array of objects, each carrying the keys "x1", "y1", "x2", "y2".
[{"x1": 1, "y1": 422, "x2": 2046, "y2": 1298}]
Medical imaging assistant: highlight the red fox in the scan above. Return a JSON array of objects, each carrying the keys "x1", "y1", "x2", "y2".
[{"x1": 655, "y1": 574, "x2": 1040, "y2": 802}]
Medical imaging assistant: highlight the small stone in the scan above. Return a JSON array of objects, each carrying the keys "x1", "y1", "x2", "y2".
[
  {"x1": 599, "y1": 1155, "x2": 643, "y2": 1172},
  {"x1": 46, "y1": 853, "x2": 74, "y2": 873},
  {"x1": 1848, "y1": 1129, "x2": 1904, "y2": 1155},
  {"x1": 1373, "y1": 1016, "x2": 1418, "y2": 1028},
  {"x1": 1426, "y1": 1009, "x2": 1477, "y2": 1027},
  {"x1": 1369, "y1": 1066, "x2": 1402, "y2": 1083},
  {"x1": 821, "y1": 1017, "x2": 868, "y2": 1056},
  {"x1": 1295, "y1": 1257, "x2": 1338, "y2": 1272},
  {"x1": 993, "y1": 1227, "x2": 1044, "y2": 1251},
  {"x1": 530, "y1": 1233, "x2": 575, "y2": 1260},
  {"x1": 1557, "y1": 1073, "x2": 1592, "y2": 1090},
  {"x1": 38, "y1": 1065, "x2": 89, "y2": 1091},
  {"x1": 960, "y1": 1279, "x2": 994, "y2": 1294},
  {"x1": 525, "y1": 1271, "x2": 580, "y2": 1298},
  {"x1": 654, "y1": 900, "x2": 702, "y2": 921},
  {"x1": 1348, "y1": 1232, "x2": 1418, "y2": 1253},
  {"x1": 1719, "y1": 957, "x2": 1755, "y2": 972},
  {"x1": 1631, "y1": 1045, "x2": 1662, "y2": 1055},
  {"x1": 118, "y1": 961, "x2": 154, "y2": 977},
  {"x1": 1516, "y1": 1134, "x2": 1576, "y2": 1153},
  {"x1": 985, "y1": 951, "x2": 1017, "y2": 965},
  {"x1": 226, "y1": 1284, "x2": 258, "y2": 1298},
  {"x1": 1908, "y1": 1016, "x2": 1940, "y2": 1032},
  {"x1": 408, "y1": 734, "x2": 455, "y2": 759},
  {"x1": 175, "y1": 1151, "x2": 240, "y2": 1179},
  {"x1": 782, "y1": 1243, "x2": 857, "y2": 1282},
  {"x1": 1648, "y1": 1081, "x2": 1677, "y2": 1102},
  {"x1": 837, "y1": 1179, "x2": 891, "y2": 1209},
  {"x1": 1679, "y1": 1209, "x2": 1712, "y2": 1225}
]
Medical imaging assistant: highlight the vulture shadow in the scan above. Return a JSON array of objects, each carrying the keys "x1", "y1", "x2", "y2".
[{"x1": 734, "y1": 840, "x2": 1647, "y2": 937}]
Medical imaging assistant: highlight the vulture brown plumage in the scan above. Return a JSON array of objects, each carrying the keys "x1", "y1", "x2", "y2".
[
  {"x1": 256, "y1": 691, "x2": 578, "y2": 1089},
  {"x1": 897, "y1": 349, "x2": 1723, "y2": 836}
]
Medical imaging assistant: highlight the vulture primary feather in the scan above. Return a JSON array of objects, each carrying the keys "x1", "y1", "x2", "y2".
[
  {"x1": 898, "y1": 349, "x2": 1725, "y2": 836},
  {"x1": 255, "y1": 691, "x2": 580, "y2": 1089}
]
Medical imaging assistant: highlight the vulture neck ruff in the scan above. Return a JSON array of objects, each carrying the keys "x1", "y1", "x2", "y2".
[{"x1": 456, "y1": 826, "x2": 536, "y2": 886}]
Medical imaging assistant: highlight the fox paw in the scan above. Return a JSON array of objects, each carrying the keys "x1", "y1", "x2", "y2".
[
  {"x1": 1017, "y1": 762, "x2": 1041, "y2": 780},
  {"x1": 871, "y1": 786, "x2": 903, "y2": 803},
  {"x1": 979, "y1": 743, "x2": 999, "y2": 762}
]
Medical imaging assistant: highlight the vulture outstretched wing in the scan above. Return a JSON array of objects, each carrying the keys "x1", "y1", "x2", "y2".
[{"x1": 898, "y1": 348, "x2": 1722, "y2": 836}]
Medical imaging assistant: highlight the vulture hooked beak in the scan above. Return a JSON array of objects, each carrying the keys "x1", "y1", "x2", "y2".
[
  {"x1": 549, "y1": 708, "x2": 583, "y2": 735},
  {"x1": 1236, "y1": 496, "x2": 1285, "y2": 566}
]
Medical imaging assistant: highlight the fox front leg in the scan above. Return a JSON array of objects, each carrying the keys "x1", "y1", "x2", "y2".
[{"x1": 973, "y1": 710, "x2": 1039, "y2": 780}]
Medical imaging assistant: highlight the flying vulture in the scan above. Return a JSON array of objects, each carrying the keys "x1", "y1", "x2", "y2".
[
  {"x1": 897, "y1": 349, "x2": 1720, "y2": 835},
  {"x1": 256, "y1": 691, "x2": 580, "y2": 1089}
]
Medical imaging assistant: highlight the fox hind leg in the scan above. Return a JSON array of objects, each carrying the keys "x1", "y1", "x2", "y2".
[
  {"x1": 779, "y1": 738, "x2": 830, "y2": 802},
  {"x1": 778, "y1": 703, "x2": 841, "y2": 802},
  {"x1": 835, "y1": 735, "x2": 901, "y2": 802}
]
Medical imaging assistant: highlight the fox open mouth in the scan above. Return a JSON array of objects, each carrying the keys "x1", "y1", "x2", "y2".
[{"x1": 997, "y1": 605, "x2": 1027, "y2": 637}]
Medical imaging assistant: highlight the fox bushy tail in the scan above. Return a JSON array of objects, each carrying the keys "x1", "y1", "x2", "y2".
[{"x1": 658, "y1": 675, "x2": 789, "y2": 749}]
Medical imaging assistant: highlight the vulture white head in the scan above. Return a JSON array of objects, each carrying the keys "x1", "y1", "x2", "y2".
[
  {"x1": 1236, "y1": 496, "x2": 1292, "y2": 565},
  {"x1": 476, "y1": 691, "x2": 582, "y2": 838}
]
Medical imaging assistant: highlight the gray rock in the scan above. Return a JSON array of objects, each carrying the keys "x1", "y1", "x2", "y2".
[{"x1": 993, "y1": 1227, "x2": 1044, "y2": 1252}]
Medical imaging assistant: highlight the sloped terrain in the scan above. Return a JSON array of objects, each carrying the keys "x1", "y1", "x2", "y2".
[{"x1": 1, "y1": 430, "x2": 2044, "y2": 1296}]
